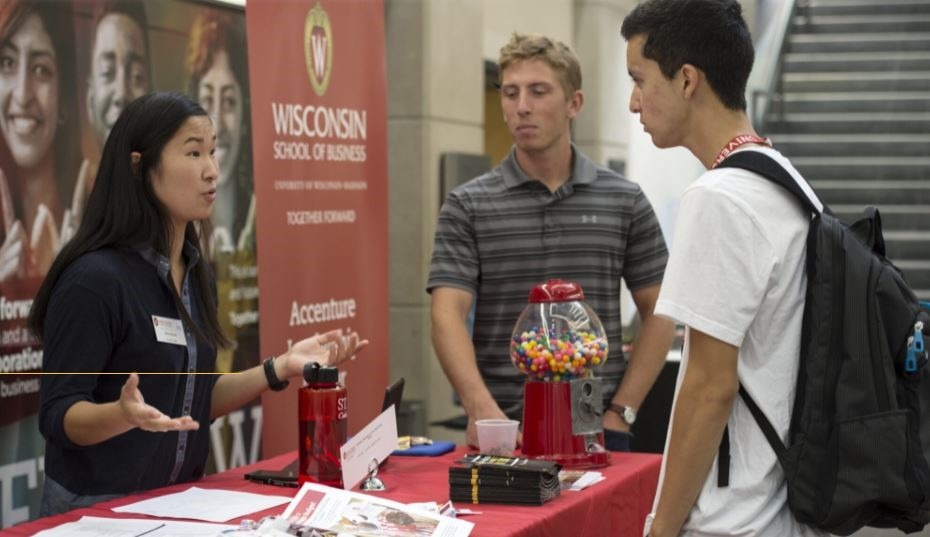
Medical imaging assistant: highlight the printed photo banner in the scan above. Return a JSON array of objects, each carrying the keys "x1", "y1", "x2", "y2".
[
  {"x1": 0, "y1": 0, "x2": 260, "y2": 527},
  {"x1": 245, "y1": 0, "x2": 389, "y2": 456}
]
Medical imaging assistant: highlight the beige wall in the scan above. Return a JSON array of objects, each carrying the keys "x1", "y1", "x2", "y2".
[
  {"x1": 483, "y1": 0, "x2": 574, "y2": 61},
  {"x1": 573, "y1": 0, "x2": 637, "y2": 165}
]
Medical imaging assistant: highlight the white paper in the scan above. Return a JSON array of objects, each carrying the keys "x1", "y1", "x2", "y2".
[
  {"x1": 32, "y1": 515, "x2": 235, "y2": 536},
  {"x1": 112, "y1": 487, "x2": 291, "y2": 523},
  {"x1": 339, "y1": 404, "x2": 398, "y2": 490},
  {"x1": 559, "y1": 470, "x2": 605, "y2": 491},
  {"x1": 282, "y1": 481, "x2": 473, "y2": 537}
]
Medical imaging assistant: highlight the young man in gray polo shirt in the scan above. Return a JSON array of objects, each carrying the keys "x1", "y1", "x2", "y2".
[{"x1": 427, "y1": 33, "x2": 675, "y2": 451}]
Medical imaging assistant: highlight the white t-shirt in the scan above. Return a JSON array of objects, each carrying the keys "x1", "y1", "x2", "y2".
[{"x1": 647, "y1": 147, "x2": 822, "y2": 537}]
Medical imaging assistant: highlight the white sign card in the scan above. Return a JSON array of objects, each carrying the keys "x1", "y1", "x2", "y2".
[{"x1": 340, "y1": 404, "x2": 399, "y2": 490}]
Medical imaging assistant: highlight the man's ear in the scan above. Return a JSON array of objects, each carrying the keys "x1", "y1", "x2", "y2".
[
  {"x1": 567, "y1": 89, "x2": 585, "y2": 119},
  {"x1": 680, "y1": 64, "x2": 701, "y2": 99},
  {"x1": 130, "y1": 152, "x2": 142, "y2": 175}
]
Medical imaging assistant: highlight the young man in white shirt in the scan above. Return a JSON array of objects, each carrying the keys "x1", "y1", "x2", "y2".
[{"x1": 621, "y1": 1, "x2": 821, "y2": 535}]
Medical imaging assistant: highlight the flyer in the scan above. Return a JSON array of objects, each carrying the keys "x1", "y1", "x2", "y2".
[{"x1": 281, "y1": 482, "x2": 473, "y2": 537}]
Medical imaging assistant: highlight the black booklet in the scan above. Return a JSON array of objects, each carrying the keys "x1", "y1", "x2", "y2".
[{"x1": 448, "y1": 454, "x2": 561, "y2": 505}]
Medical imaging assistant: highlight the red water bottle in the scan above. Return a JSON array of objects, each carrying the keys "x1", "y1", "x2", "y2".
[{"x1": 298, "y1": 362, "x2": 347, "y2": 487}]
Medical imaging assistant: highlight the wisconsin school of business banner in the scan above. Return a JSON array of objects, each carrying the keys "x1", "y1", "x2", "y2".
[{"x1": 246, "y1": 0, "x2": 389, "y2": 455}]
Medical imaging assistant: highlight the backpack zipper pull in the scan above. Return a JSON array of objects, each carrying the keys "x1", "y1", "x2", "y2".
[
  {"x1": 915, "y1": 322, "x2": 925, "y2": 351},
  {"x1": 915, "y1": 322, "x2": 927, "y2": 372},
  {"x1": 906, "y1": 323, "x2": 925, "y2": 374}
]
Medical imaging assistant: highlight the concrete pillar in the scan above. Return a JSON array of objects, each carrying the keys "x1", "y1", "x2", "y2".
[
  {"x1": 572, "y1": 0, "x2": 638, "y2": 167},
  {"x1": 483, "y1": 0, "x2": 574, "y2": 60},
  {"x1": 385, "y1": 0, "x2": 484, "y2": 441}
]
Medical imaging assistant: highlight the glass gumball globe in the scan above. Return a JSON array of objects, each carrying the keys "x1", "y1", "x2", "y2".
[{"x1": 510, "y1": 279, "x2": 608, "y2": 382}]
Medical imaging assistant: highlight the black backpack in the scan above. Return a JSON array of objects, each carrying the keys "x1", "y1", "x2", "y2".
[{"x1": 714, "y1": 150, "x2": 930, "y2": 535}]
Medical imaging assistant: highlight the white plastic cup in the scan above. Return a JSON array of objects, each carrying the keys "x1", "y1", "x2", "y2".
[{"x1": 475, "y1": 419, "x2": 520, "y2": 456}]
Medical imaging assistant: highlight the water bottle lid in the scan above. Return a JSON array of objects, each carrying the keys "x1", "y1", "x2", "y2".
[
  {"x1": 303, "y1": 362, "x2": 339, "y2": 383},
  {"x1": 317, "y1": 366, "x2": 339, "y2": 383},
  {"x1": 303, "y1": 362, "x2": 320, "y2": 382}
]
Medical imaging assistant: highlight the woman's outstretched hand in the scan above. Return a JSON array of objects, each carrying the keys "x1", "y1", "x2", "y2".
[
  {"x1": 119, "y1": 373, "x2": 200, "y2": 432},
  {"x1": 277, "y1": 328, "x2": 369, "y2": 380}
]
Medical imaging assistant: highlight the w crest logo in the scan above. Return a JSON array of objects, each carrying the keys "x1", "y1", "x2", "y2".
[{"x1": 303, "y1": 1, "x2": 333, "y2": 96}]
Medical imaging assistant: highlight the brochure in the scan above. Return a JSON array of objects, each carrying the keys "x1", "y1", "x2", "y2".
[{"x1": 280, "y1": 482, "x2": 473, "y2": 537}]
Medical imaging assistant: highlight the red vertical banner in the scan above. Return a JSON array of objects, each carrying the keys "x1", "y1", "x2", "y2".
[{"x1": 246, "y1": 0, "x2": 389, "y2": 457}]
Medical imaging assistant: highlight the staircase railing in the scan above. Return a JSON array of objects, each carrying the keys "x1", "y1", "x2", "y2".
[{"x1": 747, "y1": 0, "x2": 803, "y2": 132}]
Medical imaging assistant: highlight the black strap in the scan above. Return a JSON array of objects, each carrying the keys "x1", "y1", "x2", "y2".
[
  {"x1": 718, "y1": 426, "x2": 730, "y2": 487},
  {"x1": 263, "y1": 356, "x2": 290, "y2": 391},
  {"x1": 713, "y1": 152, "x2": 808, "y2": 486},
  {"x1": 738, "y1": 384, "x2": 787, "y2": 460},
  {"x1": 716, "y1": 151, "x2": 828, "y2": 216},
  {"x1": 717, "y1": 384, "x2": 788, "y2": 487},
  {"x1": 714, "y1": 151, "x2": 817, "y2": 487},
  {"x1": 850, "y1": 206, "x2": 887, "y2": 257}
]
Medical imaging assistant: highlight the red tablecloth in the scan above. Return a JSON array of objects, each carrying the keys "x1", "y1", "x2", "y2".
[{"x1": 7, "y1": 448, "x2": 660, "y2": 537}]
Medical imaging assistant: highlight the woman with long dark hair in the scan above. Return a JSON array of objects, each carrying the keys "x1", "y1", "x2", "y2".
[{"x1": 30, "y1": 91, "x2": 365, "y2": 516}]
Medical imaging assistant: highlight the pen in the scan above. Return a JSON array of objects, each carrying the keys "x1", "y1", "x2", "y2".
[{"x1": 133, "y1": 523, "x2": 166, "y2": 537}]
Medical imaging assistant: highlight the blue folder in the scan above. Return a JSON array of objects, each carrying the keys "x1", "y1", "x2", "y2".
[{"x1": 392, "y1": 440, "x2": 456, "y2": 457}]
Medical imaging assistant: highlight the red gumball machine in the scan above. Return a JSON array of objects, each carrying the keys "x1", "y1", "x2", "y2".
[{"x1": 511, "y1": 279, "x2": 610, "y2": 468}]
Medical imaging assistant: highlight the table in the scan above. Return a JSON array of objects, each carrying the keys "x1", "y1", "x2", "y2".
[{"x1": 7, "y1": 448, "x2": 660, "y2": 537}]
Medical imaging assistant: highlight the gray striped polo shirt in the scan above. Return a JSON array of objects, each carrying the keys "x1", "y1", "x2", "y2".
[{"x1": 427, "y1": 146, "x2": 668, "y2": 409}]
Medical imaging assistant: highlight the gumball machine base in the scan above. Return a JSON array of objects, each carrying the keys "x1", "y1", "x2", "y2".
[{"x1": 522, "y1": 381, "x2": 609, "y2": 469}]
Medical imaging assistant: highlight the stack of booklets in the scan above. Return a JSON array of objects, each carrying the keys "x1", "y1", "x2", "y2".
[{"x1": 449, "y1": 454, "x2": 562, "y2": 506}]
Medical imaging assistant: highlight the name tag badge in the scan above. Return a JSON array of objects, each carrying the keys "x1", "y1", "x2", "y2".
[{"x1": 152, "y1": 315, "x2": 187, "y2": 346}]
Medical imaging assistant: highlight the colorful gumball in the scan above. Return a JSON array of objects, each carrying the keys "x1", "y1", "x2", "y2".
[{"x1": 510, "y1": 327, "x2": 608, "y2": 381}]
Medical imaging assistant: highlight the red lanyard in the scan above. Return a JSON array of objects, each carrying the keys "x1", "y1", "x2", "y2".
[{"x1": 711, "y1": 134, "x2": 771, "y2": 168}]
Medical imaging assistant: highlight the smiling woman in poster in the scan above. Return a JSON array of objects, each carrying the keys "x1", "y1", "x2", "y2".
[
  {"x1": 29, "y1": 92, "x2": 367, "y2": 516},
  {"x1": 186, "y1": 9, "x2": 254, "y2": 257},
  {"x1": 184, "y1": 8, "x2": 260, "y2": 416},
  {"x1": 0, "y1": 0, "x2": 81, "y2": 282}
]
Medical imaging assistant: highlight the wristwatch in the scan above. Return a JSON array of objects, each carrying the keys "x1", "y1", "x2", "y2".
[
  {"x1": 263, "y1": 356, "x2": 289, "y2": 391},
  {"x1": 608, "y1": 403, "x2": 637, "y2": 426}
]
